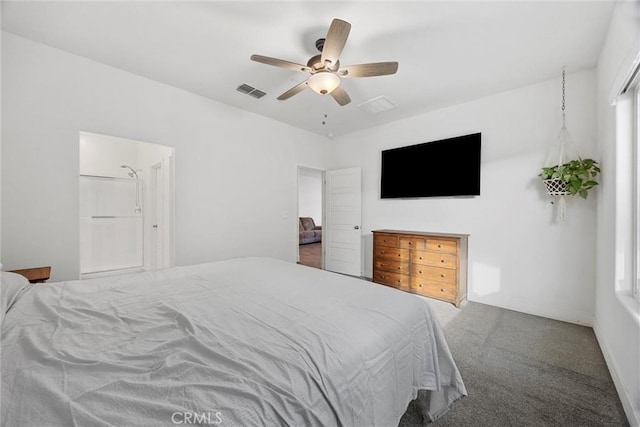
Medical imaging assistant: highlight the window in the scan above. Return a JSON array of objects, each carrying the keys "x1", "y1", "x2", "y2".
[{"x1": 614, "y1": 57, "x2": 640, "y2": 303}]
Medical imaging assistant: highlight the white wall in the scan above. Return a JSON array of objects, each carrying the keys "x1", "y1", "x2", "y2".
[
  {"x1": 594, "y1": 1, "x2": 640, "y2": 425},
  {"x1": 1, "y1": 33, "x2": 329, "y2": 281},
  {"x1": 298, "y1": 167, "x2": 323, "y2": 226},
  {"x1": 328, "y1": 69, "x2": 599, "y2": 326}
]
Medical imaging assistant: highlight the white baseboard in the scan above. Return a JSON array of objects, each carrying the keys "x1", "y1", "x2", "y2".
[
  {"x1": 468, "y1": 293, "x2": 594, "y2": 326},
  {"x1": 593, "y1": 318, "x2": 640, "y2": 427}
]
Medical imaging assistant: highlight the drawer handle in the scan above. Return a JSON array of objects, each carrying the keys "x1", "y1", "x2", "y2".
[
  {"x1": 438, "y1": 244, "x2": 442, "y2": 248},
  {"x1": 440, "y1": 274, "x2": 445, "y2": 278},
  {"x1": 419, "y1": 284, "x2": 422, "y2": 287},
  {"x1": 419, "y1": 256, "x2": 423, "y2": 260},
  {"x1": 440, "y1": 288, "x2": 444, "y2": 292},
  {"x1": 409, "y1": 242, "x2": 412, "y2": 245},
  {"x1": 441, "y1": 259, "x2": 445, "y2": 263}
]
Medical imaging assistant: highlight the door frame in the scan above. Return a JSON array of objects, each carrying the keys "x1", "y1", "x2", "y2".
[
  {"x1": 149, "y1": 161, "x2": 163, "y2": 270},
  {"x1": 148, "y1": 154, "x2": 175, "y2": 270}
]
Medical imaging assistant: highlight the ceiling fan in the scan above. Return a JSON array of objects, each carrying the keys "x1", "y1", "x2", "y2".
[{"x1": 250, "y1": 18, "x2": 398, "y2": 106}]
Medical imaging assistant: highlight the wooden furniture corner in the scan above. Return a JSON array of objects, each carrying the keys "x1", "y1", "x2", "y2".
[{"x1": 8, "y1": 266, "x2": 51, "y2": 283}]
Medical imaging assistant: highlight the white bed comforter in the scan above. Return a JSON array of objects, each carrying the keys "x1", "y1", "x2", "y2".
[{"x1": 1, "y1": 257, "x2": 466, "y2": 426}]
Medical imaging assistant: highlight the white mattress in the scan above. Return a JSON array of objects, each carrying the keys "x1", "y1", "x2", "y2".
[{"x1": 1, "y1": 257, "x2": 466, "y2": 426}]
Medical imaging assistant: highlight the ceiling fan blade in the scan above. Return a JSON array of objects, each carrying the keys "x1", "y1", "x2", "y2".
[
  {"x1": 250, "y1": 55, "x2": 311, "y2": 73},
  {"x1": 338, "y1": 62, "x2": 399, "y2": 78},
  {"x1": 321, "y1": 19, "x2": 351, "y2": 70},
  {"x1": 277, "y1": 80, "x2": 308, "y2": 100},
  {"x1": 330, "y1": 86, "x2": 351, "y2": 106}
]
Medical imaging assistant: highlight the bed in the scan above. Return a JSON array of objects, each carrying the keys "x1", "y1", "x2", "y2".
[{"x1": 1, "y1": 257, "x2": 466, "y2": 426}]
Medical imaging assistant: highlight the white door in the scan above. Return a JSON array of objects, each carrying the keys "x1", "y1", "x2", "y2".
[{"x1": 324, "y1": 167, "x2": 362, "y2": 276}]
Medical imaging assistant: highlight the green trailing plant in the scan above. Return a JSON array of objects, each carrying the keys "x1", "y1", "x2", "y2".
[{"x1": 539, "y1": 158, "x2": 601, "y2": 199}]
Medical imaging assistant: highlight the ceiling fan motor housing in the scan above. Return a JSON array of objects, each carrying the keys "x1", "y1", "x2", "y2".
[{"x1": 307, "y1": 54, "x2": 340, "y2": 72}]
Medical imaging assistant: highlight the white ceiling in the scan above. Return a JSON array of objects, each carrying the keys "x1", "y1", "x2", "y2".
[{"x1": 1, "y1": 1, "x2": 615, "y2": 138}]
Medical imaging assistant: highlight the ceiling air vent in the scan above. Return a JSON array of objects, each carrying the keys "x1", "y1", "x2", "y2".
[
  {"x1": 237, "y1": 84, "x2": 266, "y2": 99},
  {"x1": 249, "y1": 89, "x2": 266, "y2": 99},
  {"x1": 357, "y1": 96, "x2": 397, "y2": 114}
]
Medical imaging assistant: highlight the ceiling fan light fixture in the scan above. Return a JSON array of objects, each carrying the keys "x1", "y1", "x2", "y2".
[{"x1": 307, "y1": 72, "x2": 340, "y2": 95}]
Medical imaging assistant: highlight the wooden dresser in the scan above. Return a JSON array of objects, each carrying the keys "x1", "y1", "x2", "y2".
[{"x1": 372, "y1": 230, "x2": 468, "y2": 307}]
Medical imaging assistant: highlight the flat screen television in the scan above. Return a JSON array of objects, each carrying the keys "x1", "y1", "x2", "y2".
[{"x1": 380, "y1": 133, "x2": 481, "y2": 199}]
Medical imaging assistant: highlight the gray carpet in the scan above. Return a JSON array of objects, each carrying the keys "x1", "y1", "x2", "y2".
[{"x1": 399, "y1": 299, "x2": 629, "y2": 426}]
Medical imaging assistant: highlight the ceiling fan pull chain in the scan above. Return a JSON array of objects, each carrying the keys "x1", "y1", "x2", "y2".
[{"x1": 322, "y1": 96, "x2": 328, "y2": 126}]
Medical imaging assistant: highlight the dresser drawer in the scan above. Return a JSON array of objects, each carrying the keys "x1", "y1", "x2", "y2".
[
  {"x1": 399, "y1": 236, "x2": 426, "y2": 250},
  {"x1": 411, "y1": 251, "x2": 457, "y2": 269},
  {"x1": 426, "y1": 239, "x2": 458, "y2": 254},
  {"x1": 374, "y1": 260, "x2": 410, "y2": 274},
  {"x1": 373, "y1": 271, "x2": 410, "y2": 291},
  {"x1": 411, "y1": 278, "x2": 456, "y2": 301},
  {"x1": 411, "y1": 265, "x2": 457, "y2": 284},
  {"x1": 374, "y1": 246, "x2": 409, "y2": 261},
  {"x1": 374, "y1": 234, "x2": 399, "y2": 248}
]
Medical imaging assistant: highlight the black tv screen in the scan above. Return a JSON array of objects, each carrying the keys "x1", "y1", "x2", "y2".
[{"x1": 381, "y1": 133, "x2": 481, "y2": 198}]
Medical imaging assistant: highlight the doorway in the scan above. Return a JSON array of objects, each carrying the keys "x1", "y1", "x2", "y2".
[
  {"x1": 79, "y1": 131, "x2": 175, "y2": 278},
  {"x1": 297, "y1": 166, "x2": 324, "y2": 269}
]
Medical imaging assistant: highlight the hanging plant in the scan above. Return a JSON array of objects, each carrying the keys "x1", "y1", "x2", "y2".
[
  {"x1": 539, "y1": 68, "x2": 601, "y2": 221},
  {"x1": 539, "y1": 158, "x2": 600, "y2": 199}
]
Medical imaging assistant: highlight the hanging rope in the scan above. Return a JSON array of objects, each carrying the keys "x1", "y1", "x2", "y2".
[
  {"x1": 542, "y1": 67, "x2": 583, "y2": 222},
  {"x1": 544, "y1": 68, "x2": 582, "y2": 167}
]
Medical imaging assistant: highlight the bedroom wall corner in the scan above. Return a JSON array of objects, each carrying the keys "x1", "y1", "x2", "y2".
[
  {"x1": 1, "y1": 32, "x2": 329, "y2": 281},
  {"x1": 327, "y1": 69, "x2": 599, "y2": 326}
]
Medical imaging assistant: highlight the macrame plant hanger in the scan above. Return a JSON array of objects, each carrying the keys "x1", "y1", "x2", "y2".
[{"x1": 543, "y1": 67, "x2": 582, "y2": 221}]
